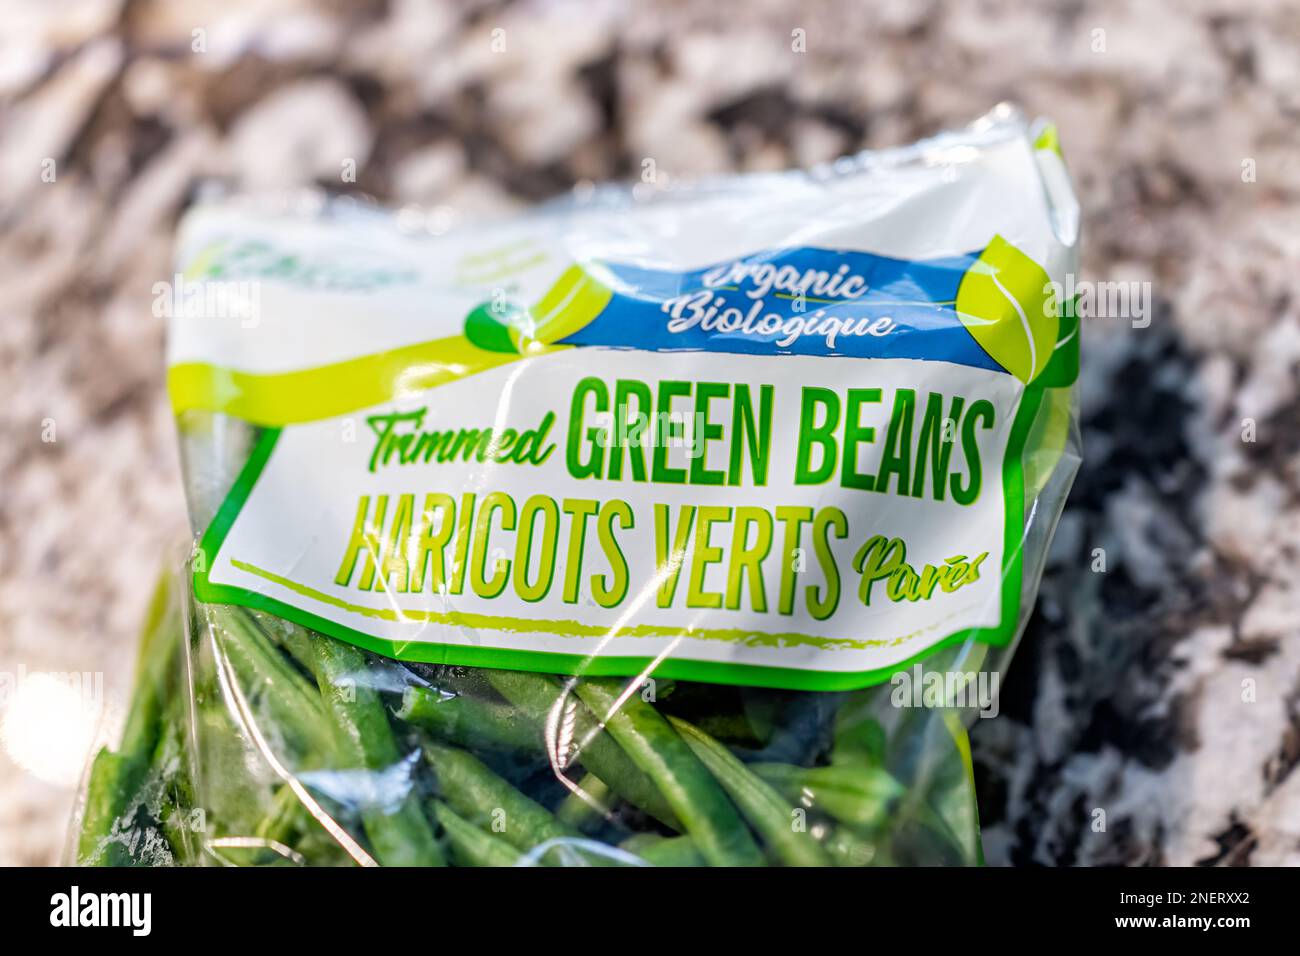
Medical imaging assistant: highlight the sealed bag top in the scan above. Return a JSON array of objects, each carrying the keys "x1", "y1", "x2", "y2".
[{"x1": 167, "y1": 105, "x2": 1080, "y2": 692}]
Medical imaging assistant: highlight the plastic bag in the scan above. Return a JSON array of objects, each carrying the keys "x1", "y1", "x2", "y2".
[{"x1": 76, "y1": 105, "x2": 1080, "y2": 866}]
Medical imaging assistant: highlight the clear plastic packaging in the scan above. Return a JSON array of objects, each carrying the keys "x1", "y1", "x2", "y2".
[{"x1": 75, "y1": 106, "x2": 1080, "y2": 866}]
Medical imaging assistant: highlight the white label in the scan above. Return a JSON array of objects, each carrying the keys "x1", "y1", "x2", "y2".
[{"x1": 196, "y1": 349, "x2": 1026, "y2": 690}]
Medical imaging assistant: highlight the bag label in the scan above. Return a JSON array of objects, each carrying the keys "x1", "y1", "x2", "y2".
[
  {"x1": 179, "y1": 120, "x2": 1077, "y2": 691},
  {"x1": 193, "y1": 308, "x2": 1040, "y2": 689}
]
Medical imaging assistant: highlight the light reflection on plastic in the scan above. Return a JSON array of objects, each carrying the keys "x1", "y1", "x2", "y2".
[
  {"x1": 394, "y1": 362, "x2": 468, "y2": 396},
  {"x1": 1, "y1": 673, "x2": 103, "y2": 786}
]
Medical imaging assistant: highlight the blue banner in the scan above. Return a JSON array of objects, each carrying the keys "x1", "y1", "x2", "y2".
[{"x1": 558, "y1": 246, "x2": 1002, "y2": 373}]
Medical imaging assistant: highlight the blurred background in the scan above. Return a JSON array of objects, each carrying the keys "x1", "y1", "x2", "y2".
[{"x1": 1, "y1": 0, "x2": 1298, "y2": 866}]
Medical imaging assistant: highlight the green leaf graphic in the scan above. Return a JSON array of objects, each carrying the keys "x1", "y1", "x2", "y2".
[
  {"x1": 955, "y1": 235, "x2": 1059, "y2": 384},
  {"x1": 464, "y1": 264, "x2": 613, "y2": 354},
  {"x1": 464, "y1": 300, "x2": 525, "y2": 353}
]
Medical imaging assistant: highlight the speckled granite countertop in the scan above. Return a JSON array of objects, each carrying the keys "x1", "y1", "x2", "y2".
[{"x1": 1, "y1": 0, "x2": 1297, "y2": 866}]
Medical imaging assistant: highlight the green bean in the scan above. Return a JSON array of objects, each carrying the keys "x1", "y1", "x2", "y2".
[
  {"x1": 119, "y1": 574, "x2": 180, "y2": 756},
  {"x1": 750, "y1": 762, "x2": 904, "y2": 830},
  {"x1": 253, "y1": 781, "x2": 358, "y2": 868},
  {"x1": 291, "y1": 632, "x2": 445, "y2": 866},
  {"x1": 253, "y1": 785, "x2": 307, "y2": 854},
  {"x1": 211, "y1": 608, "x2": 333, "y2": 759},
  {"x1": 209, "y1": 785, "x2": 309, "y2": 867},
  {"x1": 483, "y1": 669, "x2": 681, "y2": 830},
  {"x1": 78, "y1": 750, "x2": 142, "y2": 865},
  {"x1": 431, "y1": 801, "x2": 522, "y2": 867},
  {"x1": 830, "y1": 692, "x2": 888, "y2": 767},
  {"x1": 157, "y1": 794, "x2": 192, "y2": 865},
  {"x1": 575, "y1": 678, "x2": 764, "y2": 867},
  {"x1": 85, "y1": 685, "x2": 191, "y2": 867},
  {"x1": 79, "y1": 572, "x2": 181, "y2": 866},
  {"x1": 260, "y1": 615, "x2": 317, "y2": 674},
  {"x1": 423, "y1": 741, "x2": 576, "y2": 852},
  {"x1": 554, "y1": 772, "x2": 617, "y2": 832},
  {"x1": 151, "y1": 690, "x2": 197, "y2": 865},
  {"x1": 619, "y1": 833, "x2": 706, "y2": 867},
  {"x1": 397, "y1": 684, "x2": 540, "y2": 754},
  {"x1": 668, "y1": 716, "x2": 831, "y2": 867}
]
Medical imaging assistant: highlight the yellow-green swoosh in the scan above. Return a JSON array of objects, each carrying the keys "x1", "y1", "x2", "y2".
[{"x1": 169, "y1": 334, "x2": 561, "y2": 426}]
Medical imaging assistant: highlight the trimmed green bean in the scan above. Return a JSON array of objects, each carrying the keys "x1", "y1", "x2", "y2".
[
  {"x1": 79, "y1": 571, "x2": 181, "y2": 866},
  {"x1": 575, "y1": 678, "x2": 763, "y2": 867},
  {"x1": 291, "y1": 631, "x2": 445, "y2": 866},
  {"x1": 78, "y1": 750, "x2": 141, "y2": 865},
  {"x1": 483, "y1": 669, "x2": 681, "y2": 830},
  {"x1": 750, "y1": 762, "x2": 905, "y2": 830},
  {"x1": 554, "y1": 772, "x2": 617, "y2": 832},
  {"x1": 120, "y1": 570, "x2": 181, "y2": 755},
  {"x1": 254, "y1": 785, "x2": 306, "y2": 850},
  {"x1": 432, "y1": 801, "x2": 523, "y2": 867},
  {"x1": 397, "y1": 684, "x2": 540, "y2": 754},
  {"x1": 619, "y1": 833, "x2": 706, "y2": 867},
  {"x1": 423, "y1": 741, "x2": 576, "y2": 852},
  {"x1": 830, "y1": 692, "x2": 888, "y2": 767},
  {"x1": 212, "y1": 608, "x2": 333, "y2": 759},
  {"x1": 669, "y1": 716, "x2": 831, "y2": 867},
  {"x1": 151, "y1": 690, "x2": 197, "y2": 865}
]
